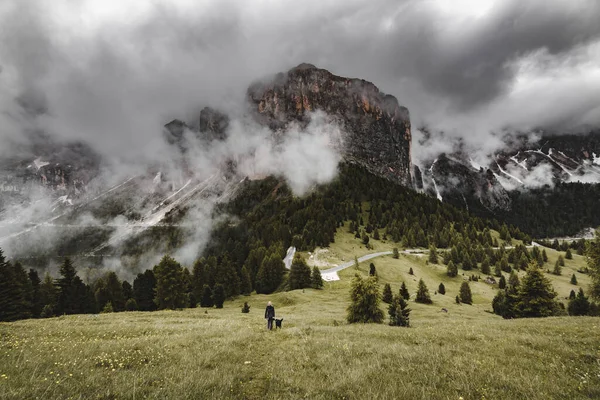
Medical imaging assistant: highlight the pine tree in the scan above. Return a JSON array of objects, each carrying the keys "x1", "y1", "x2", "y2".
[
  {"x1": 200, "y1": 285, "x2": 214, "y2": 308},
  {"x1": 542, "y1": 249, "x2": 548, "y2": 262},
  {"x1": 516, "y1": 266, "x2": 559, "y2": 318},
  {"x1": 393, "y1": 248, "x2": 399, "y2": 259},
  {"x1": 455, "y1": 295, "x2": 460, "y2": 304},
  {"x1": 494, "y1": 262, "x2": 502, "y2": 277},
  {"x1": 133, "y1": 270, "x2": 157, "y2": 311},
  {"x1": 438, "y1": 283, "x2": 446, "y2": 295},
  {"x1": 569, "y1": 289, "x2": 576, "y2": 299},
  {"x1": 409, "y1": 267, "x2": 414, "y2": 275},
  {"x1": 369, "y1": 263, "x2": 377, "y2": 276},
  {"x1": 0, "y1": 255, "x2": 32, "y2": 322},
  {"x1": 508, "y1": 270, "x2": 520, "y2": 287},
  {"x1": 428, "y1": 245, "x2": 438, "y2": 264},
  {"x1": 388, "y1": 295, "x2": 410, "y2": 327},
  {"x1": 213, "y1": 284, "x2": 225, "y2": 308},
  {"x1": 459, "y1": 282, "x2": 473, "y2": 305},
  {"x1": 346, "y1": 274, "x2": 384, "y2": 323},
  {"x1": 399, "y1": 282, "x2": 410, "y2": 300},
  {"x1": 39, "y1": 273, "x2": 57, "y2": 317},
  {"x1": 382, "y1": 283, "x2": 393, "y2": 303},
  {"x1": 289, "y1": 254, "x2": 312, "y2": 290},
  {"x1": 565, "y1": 248, "x2": 572, "y2": 260},
  {"x1": 558, "y1": 255, "x2": 565, "y2": 267},
  {"x1": 499, "y1": 275, "x2": 506, "y2": 289},
  {"x1": 481, "y1": 257, "x2": 491, "y2": 275},
  {"x1": 568, "y1": 288, "x2": 590, "y2": 316},
  {"x1": 587, "y1": 229, "x2": 600, "y2": 299},
  {"x1": 105, "y1": 272, "x2": 125, "y2": 312},
  {"x1": 125, "y1": 298, "x2": 138, "y2": 311},
  {"x1": 447, "y1": 261, "x2": 458, "y2": 277},
  {"x1": 56, "y1": 258, "x2": 79, "y2": 315},
  {"x1": 552, "y1": 260, "x2": 561, "y2": 276},
  {"x1": 153, "y1": 255, "x2": 187, "y2": 310},
  {"x1": 122, "y1": 281, "x2": 133, "y2": 301},
  {"x1": 311, "y1": 267, "x2": 324, "y2": 289},
  {"x1": 240, "y1": 266, "x2": 252, "y2": 295},
  {"x1": 102, "y1": 302, "x2": 114, "y2": 313},
  {"x1": 28, "y1": 269, "x2": 42, "y2": 318},
  {"x1": 255, "y1": 253, "x2": 285, "y2": 294},
  {"x1": 415, "y1": 279, "x2": 432, "y2": 304},
  {"x1": 570, "y1": 274, "x2": 577, "y2": 285}
]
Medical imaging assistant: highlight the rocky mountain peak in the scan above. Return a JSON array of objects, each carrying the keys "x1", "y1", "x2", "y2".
[{"x1": 247, "y1": 63, "x2": 413, "y2": 187}]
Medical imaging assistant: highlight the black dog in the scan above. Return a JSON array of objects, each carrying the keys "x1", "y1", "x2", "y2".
[{"x1": 275, "y1": 318, "x2": 283, "y2": 329}]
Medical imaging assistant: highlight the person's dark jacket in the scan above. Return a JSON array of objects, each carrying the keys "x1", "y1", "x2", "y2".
[{"x1": 265, "y1": 305, "x2": 275, "y2": 319}]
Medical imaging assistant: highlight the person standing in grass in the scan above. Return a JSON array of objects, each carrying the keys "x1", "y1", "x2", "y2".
[{"x1": 265, "y1": 301, "x2": 275, "y2": 330}]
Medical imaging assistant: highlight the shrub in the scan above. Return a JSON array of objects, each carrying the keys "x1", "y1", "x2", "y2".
[{"x1": 241, "y1": 302, "x2": 250, "y2": 313}]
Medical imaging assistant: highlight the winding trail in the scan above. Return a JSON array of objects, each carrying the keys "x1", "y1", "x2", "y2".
[{"x1": 320, "y1": 251, "x2": 393, "y2": 281}]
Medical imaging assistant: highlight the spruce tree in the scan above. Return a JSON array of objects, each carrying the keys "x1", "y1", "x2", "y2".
[
  {"x1": 133, "y1": 270, "x2": 157, "y2": 311},
  {"x1": 213, "y1": 284, "x2": 225, "y2": 308},
  {"x1": 393, "y1": 248, "x2": 399, "y2": 259},
  {"x1": 542, "y1": 249, "x2": 548, "y2": 262},
  {"x1": 399, "y1": 282, "x2": 410, "y2": 300},
  {"x1": 415, "y1": 279, "x2": 432, "y2": 304},
  {"x1": 240, "y1": 266, "x2": 252, "y2": 295},
  {"x1": 105, "y1": 272, "x2": 125, "y2": 312},
  {"x1": 346, "y1": 274, "x2": 384, "y2": 323},
  {"x1": 558, "y1": 255, "x2": 565, "y2": 267},
  {"x1": 28, "y1": 269, "x2": 42, "y2": 318},
  {"x1": 428, "y1": 245, "x2": 438, "y2": 264},
  {"x1": 200, "y1": 285, "x2": 214, "y2": 307},
  {"x1": 455, "y1": 295, "x2": 460, "y2": 304},
  {"x1": 569, "y1": 289, "x2": 576, "y2": 299},
  {"x1": 388, "y1": 295, "x2": 410, "y2": 327},
  {"x1": 568, "y1": 288, "x2": 590, "y2": 316},
  {"x1": 587, "y1": 230, "x2": 600, "y2": 299},
  {"x1": 289, "y1": 254, "x2": 312, "y2": 290},
  {"x1": 494, "y1": 262, "x2": 502, "y2": 277},
  {"x1": 0, "y1": 255, "x2": 32, "y2": 322},
  {"x1": 409, "y1": 267, "x2": 414, "y2": 275},
  {"x1": 241, "y1": 301, "x2": 250, "y2": 313},
  {"x1": 122, "y1": 281, "x2": 133, "y2": 302},
  {"x1": 311, "y1": 266, "x2": 324, "y2": 289},
  {"x1": 438, "y1": 283, "x2": 446, "y2": 295},
  {"x1": 39, "y1": 273, "x2": 57, "y2": 317},
  {"x1": 447, "y1": 261, "x2": 458, "y2": 277},
  {"x1": 369, "y1": 263, "x2": 377, "y2": 276},
  {"x1": 125, "y1": 298, "x2": 138, "y2": 311},
  {"x1": 552, "y1": 260, "x2": 561, "y2": 276},
  {"x1": 498, "y1": 275, "x2": 506, "y2": 289},
  {"x1": 570, "y1": 274, "x2": 577, "y2": 285},
  {"x1": 565, "y1": 248, "x2": 572, "y2": 260},
  {"x1": 459, "y1": 281, "x2": 473, "y2": 305},
  {"x1": 508, "y1": 270, "x2": 520, "y2": 287},
  {"x1": 255, "y1": 253, "x2": 285, "y2": 294},
  {"x1": 153, "y1": 255, "x2": 187, "y2": 310},
  {"x1": 56, "y1": 258, "x2": 79, "y2": 315},
  {"x1": 382, "y1": 283, "x2": 393, "y2": 303},
  {"x1": 516, "y1": 266, "x2": 559, "y2": 318},
  {"x1": 481, "y1": 257, "x2": 491, "y2": 275}
]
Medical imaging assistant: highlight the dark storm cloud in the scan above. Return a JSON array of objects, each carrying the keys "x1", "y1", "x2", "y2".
[{"x1": 0, "y1": 0, "x2": 599, "y2": 162}]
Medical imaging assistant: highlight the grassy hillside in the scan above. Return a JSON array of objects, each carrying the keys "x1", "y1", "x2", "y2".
[{"x1": 1, "y1": 228, "x2": 598, "y2": 399}]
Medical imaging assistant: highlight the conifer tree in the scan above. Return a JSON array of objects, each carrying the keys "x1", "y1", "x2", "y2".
[
  {"x1": 455, "y1": 295, "x2": 460, "y2": 304},
  {"x1": 39, "y1": 273, "x2": 57, "y2": 317},
  {"x1": 289, "y1": 254, "x2": 312, "y2": 290},
  {"x1": 494, "y1": 262, "x2": 502, "y2": 277},
  {"x1": 311, "y1": 266, "x2": 324, "y2": 289},
  {"x1": 568, "y1": 288, "x2": 590, "y2": 316},
  {"x1": 508, "y1": 270, "x2": 520, "y2": 287},
  {"x1": 240, "y1": 266, "x2": 252, "y2": 295},
  {"x1": 255, "y1": 253, "x2": 285, "y2": 294},
  {"x1": 369, "y1": 263, "x2": 377, "y2": 276},
  {"x1": 587, "y1": 230, "x2": 600, "y2": 299},
  {"x1": 200, "y1": 285, "x2": 214, "y2": 308},
  {"x1": 56, "y1": 258, "x2": 79, "y2": 315},
  {"x1": 459, "y1": 281, "x2": 473, "y2": 305},
  {"x1": 125, "y1": 298, "x2": 138, "y2": 311},
  {"x1": 558, "y1": 255, "x2": 565, "y2": 266},
  {"x1": 0, "y1": 255, "x2": 33, "y2": 321},
  {"x1": 499, "y1": 275, "x2": 506, "y2": 289},
  {"x1": 415, "y1": 279, "x2": 432, "y2": 304},
  {"x1": 570, "y1": 273, "x2": 577, "y2": 285},
  {"x1": 382, "y1": 283, "x2": 393, "y2": 303},
  {"x1": 569, "y1": 289, "x2": 576, "y2": 299},
  {"x1": 241, "y1": 302, "x2": 250, "y2": 313},
  {"x1": 28, "y1": 269, "x2": 42, "y2": 318},
  {"x1": 438, "y1": 283, "x2": 446, "y2": 295},
  {"x1": 542, "y1": 249, "x2": 548, "y2": 262},
  {"x1": 516, "y1": 266, "x2": 559, "y2": 318},
  {"x1": 346, "y1": 274, "x2": 384, "y2": 323},
  {"x1": 122, "y1": 281, "x2": 133, "y2": 302},
  {"x1": 393, "y1": 248, "x2": 399, "y2": 259},
  {"x1": 481, "y1": 257, "x2": 491, "y2": 275},
  {"x1": 388, "y1": 295, "x2": 410, "y2": 327},
  {"x1": 133, "y1": 270, "x2": 157, "y2": 311},
  {"x1": 428, "y1": 245, "x2": 438, "y2": 264},
  {"x1": 399, "y1": 282, "x2": 410, "y2": 300},
  {"x1": 105, "y1": 271, "x2": 126, "y2": 312},
  {"x1": 552, "y1": 260, "x2": 561, "y2": 276},
  {"x1": 565, "y1": 248, "x2": 572, "y2": 260},
  {"x1": 213, "y1": 284, "x2": 225, "y2": 308},
  {"x1": 153, "y1": 255, "x2": 187, "y2": 310},
  {"x1": 447, "y1": 261, "x2": 458, "y2": 277},
  {"x1": 409, "y1": 267, "x2": 414, "y2": 275}
]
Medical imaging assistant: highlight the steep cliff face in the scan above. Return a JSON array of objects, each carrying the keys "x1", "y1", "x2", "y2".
[{"x1": 247, "y1": 63, "x2": 413, "y2": 187}]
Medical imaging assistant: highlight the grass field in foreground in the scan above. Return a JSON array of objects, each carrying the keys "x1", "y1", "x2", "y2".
[{"x1": 1, "y1": 245, "x2": 599, "y2": 399}]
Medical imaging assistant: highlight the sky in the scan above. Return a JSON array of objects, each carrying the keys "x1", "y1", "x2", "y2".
[{"x1": 1, "y1": 0, "x2": 600, "y2": 163}]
